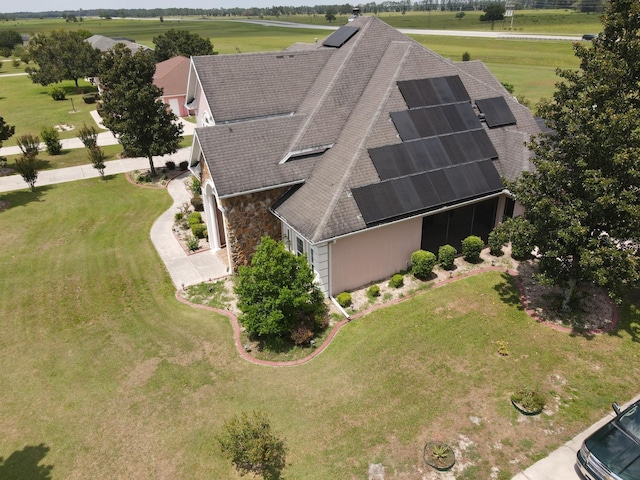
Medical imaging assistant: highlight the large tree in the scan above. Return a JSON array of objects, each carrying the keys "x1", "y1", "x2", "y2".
[
  {"x1": 99, "y1": 44, "x2": 183, "y2": 176},
  {"x1": 479, "y1": 3, "x2": 505, "y2": 30},
  {"x1": 217, "y1": 410, "x2": 287, "y2": 480},
  {"x1": 0, "y1": 116, "x2": 15, "y2": 167},
  {"x1": 234, "y1": 237, "x2": 325, "y2": 339},
  {"x1": 26, "y1": 30, "x2": 99, "y2": 89},
  {"x1": 510, "y1": 0, "x2": 640, "y2": 307},
  {"x1": 152, "y1": 28, "x2": 216, "y2": 62}
]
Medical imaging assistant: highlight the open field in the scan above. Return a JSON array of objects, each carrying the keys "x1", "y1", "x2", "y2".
[
  {"x1": 0, "y1": 16, "x2": 580, "y2": 138},
  {"x1": 1, "y1": 177, "x2": 639, "y2": 478}
]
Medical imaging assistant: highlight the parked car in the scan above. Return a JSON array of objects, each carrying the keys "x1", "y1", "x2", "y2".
[
  {"x1": 577, "y1": 400, "x2": 640, "y2": 480},
  {"x1": 582, "y1": 33, "x2": 597, "y2": 41}
]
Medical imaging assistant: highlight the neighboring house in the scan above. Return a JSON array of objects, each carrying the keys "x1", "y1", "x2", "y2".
[
  {"x1": 85, "y1": 34, "x2": 149, "y2": 53},
  {"x1": 186, "y1": 15, "x2": 539, "y2": 297},
  {"x1": 85, "y1": 35, "x2": 151, "y2": 92},
  {"x1": 153, "y1": 55, "x2": 193, "y2": 118}
]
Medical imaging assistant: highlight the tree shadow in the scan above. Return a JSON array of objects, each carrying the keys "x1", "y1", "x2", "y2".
[
  {"x1": 0, "y1": 185, "x2": 52, "y2": 210},
  {"x1": 0, "y1": 443, "x2": 53, "y2": 480},
  {"x1": 493, "y1": 272, "x2": 525, "y2": 311},
  {"x1": 606, "y1": 287, "x2": 640, "y2": 343}
]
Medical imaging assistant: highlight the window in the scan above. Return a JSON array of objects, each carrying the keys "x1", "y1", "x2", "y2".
[{"x1": 296, "y1": 237, "x2": 304, "y2": 256}]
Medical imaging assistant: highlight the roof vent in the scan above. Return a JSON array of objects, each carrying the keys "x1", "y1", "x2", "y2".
[{"x1": 478, "y1": 113, "x2": 486, "y2": 122}]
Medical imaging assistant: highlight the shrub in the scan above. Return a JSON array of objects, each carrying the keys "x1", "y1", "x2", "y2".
[
  {"x1": 494, "y1": 217, "x2": 535, "y2": 259},
  {"x1": 190, "y1": 196, "x2": 204, "y2": 212},
  {"x1": 165, "y1": 160, "x2": 176, "y2": 170},
  {"x1": 82, "y1": 93, "x2": 97, "y2": 104},
  {"x1": 411, "y1": 250, "x2": 437, "y2": 279},
  {"x1": 40, "y1": 126, "x2": 62, "y2": 155},
  {"x1": 190, "y1": 176, "x2": 201, "y2": 195},
  {"x1": 488, "y1": 229, "x2": 506, "y2": 256},
  {"x1": 17, "y1": 134, "x2": 39, "y2": 159},
  {"x1": 438, "y1": 244, "x2": 457, "y2": 270},
  {"x1": 389, "y1": 274, "x2": 404, "y2": 288},
  {"x1": 174, "y1": 212, "x2": 184, "y2": 221},
  {"x1": 50, "y1": 87, "x2": 65, "y2": 101},
  {"x1": 336, "y1": 292, "x2": 352, "y2": 308},
  {"x1": 179, "y1": 160, "x2": 188, "y2": 171},
  {"x1": 462, "y1": 51, "x2": 471, "y2": 61},
  {"x1": 185, "y1": 235, "x2": 200, "y2": 251},
  {"x1": 188, "y1": 211, "x2": 202, "y2": 224},
  {"x1": 290, "y1": 323, "x2": 314, "y2": 345},
  {"x1": 11, "y1": 57, "x2": 20, "y2": 68},
  {"x1": 367, "y1": 285, "x2": 380, "y2": 299},
  {"x1": 461, "y1": 235, "x2": 484, "y2": 262},
  {"x1": 191, "y1": 223, "x2": 207, "y2": 239}
]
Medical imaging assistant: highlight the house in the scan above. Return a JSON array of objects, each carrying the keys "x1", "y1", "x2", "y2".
[
  {"x1": 85, "y1": 34, "x2": 149, "y2": 53},
  {"x1": 153, "y1": 55, "x2": 193, "y2": 118},
  {"x1": 185, "y1": 15, "x2": 539, "y2": 297}
]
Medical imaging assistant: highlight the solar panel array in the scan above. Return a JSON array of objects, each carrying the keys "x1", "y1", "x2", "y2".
[
  {"x1": 351, "y1": 75, "x2": 509, "y2": 226},
  {"x1": 475, "y1": 96, "x2": 517, "y2": 128},
  {"x1": 390, "y1": 102, "x2": 481, "y2": 141},
  {"x1": 369, "y1": 129, "x2": 498, "y2": 181},
  {"x1": 352, "y1": 160, "x2": 503, "y2": 225},
  {"x1": 322, "y1": 26, "x2": 360, "y2": 48},
  {"x1": 397, "y1": 76, "x2": 470, "y2": 108}
]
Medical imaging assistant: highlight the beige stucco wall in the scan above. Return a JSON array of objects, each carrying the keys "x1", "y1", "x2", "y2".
[{"x1": 330, "y1": 217, "x2": 422, "y2": 296}]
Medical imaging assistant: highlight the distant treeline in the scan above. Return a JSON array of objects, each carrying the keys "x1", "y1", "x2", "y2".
[{"x1": 0, "y1": 0, "x2": 606, "y2": 20}]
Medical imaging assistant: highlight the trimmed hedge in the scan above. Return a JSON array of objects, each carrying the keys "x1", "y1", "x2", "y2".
[
  {"x1": 461, "y1": 235, "x2": 484, "y2": 262},
  {"x1": 190, "y1": 196, "x2": 204, "y2": 212},
  {"x1": 411, "y1": 250, "x2": 437, "y2": 280},
  {"x1": 389, "y1": 274, "x2": 404, "y2": 288},
  {"x1": 438, "y1": 244, "x2": 457, "y2": 270},
  {"x1": 188, "y1": 211, "x2": 202, "y2": 225},
  {"x1": 336, "y1": 292, "x2": 352, "y2": 308},
  {"x1": 367, "y1": 285, "x2": 380, "y2": 298},
  {"x1": 190, "y1": 223, "x2": 208, "y2": 239}
]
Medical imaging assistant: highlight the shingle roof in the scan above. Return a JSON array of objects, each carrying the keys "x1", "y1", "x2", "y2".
[
  {"x1": 193, "y1": 16, "x2": 540, "y2": 243},
  {"x1": 153, "y1": 55, "x2": 189, "y2": 97},
  {"x1": 191, "y1": 49, "x2": 333, "y2": 123},
  {"x1": 85, "y1": 35, "x2": 149, "y2": 53}
]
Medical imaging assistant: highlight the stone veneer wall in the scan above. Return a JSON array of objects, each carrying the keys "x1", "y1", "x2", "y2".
[{"x1": 219, "y1": 186, "x2": 290, "y2": 271}]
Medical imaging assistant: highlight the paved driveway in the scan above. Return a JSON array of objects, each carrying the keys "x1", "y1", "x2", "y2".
[{"x1": 513, "y1": 394, "x2": 640, "y2": 480}]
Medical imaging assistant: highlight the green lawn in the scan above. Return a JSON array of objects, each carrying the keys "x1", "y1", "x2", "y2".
[{"x1": 1, "y1": 177, "x2": 639, "y2": 478}]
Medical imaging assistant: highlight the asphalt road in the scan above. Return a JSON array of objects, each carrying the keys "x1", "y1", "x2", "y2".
[{"x1": 235, "y1": 19, "x2": 584, "y2": 41}]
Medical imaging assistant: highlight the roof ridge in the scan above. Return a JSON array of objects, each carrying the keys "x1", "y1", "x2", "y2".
[
  {"x1": 310, "y1": 40, "x2": 413, "y2": 242},
  {"x1": 285, "y1": 19, "x2": 374, "y2": 153}
]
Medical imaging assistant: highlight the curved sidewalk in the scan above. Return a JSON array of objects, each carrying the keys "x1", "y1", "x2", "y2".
[{"x1": 150, "y1": 173, "x2": 228, "y2": 288}]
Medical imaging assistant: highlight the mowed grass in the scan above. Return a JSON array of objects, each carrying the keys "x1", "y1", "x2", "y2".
[
  {"x1": 1, "y1": 177, "x2": 639, "y2": 478},
  {"x1": 0, "y1": 75, "x2": 97, "y2": 147}
]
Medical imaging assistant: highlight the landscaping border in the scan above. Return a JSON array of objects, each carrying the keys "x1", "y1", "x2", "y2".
[{"x1": 175, "y1": 266, "x2": 618, "y2": 367}]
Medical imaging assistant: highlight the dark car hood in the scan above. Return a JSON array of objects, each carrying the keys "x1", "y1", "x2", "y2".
[{"x1": 586, "y1": 422, "x2": 640, "y2": 480}]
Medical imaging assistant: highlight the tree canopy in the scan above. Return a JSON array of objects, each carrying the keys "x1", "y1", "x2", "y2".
[
  {"x1": 217, "y1": 410, "x2": 287, "y2": 480},
  {"x1": 510, "y1": 0, "x2": 640, "y2": 306},
  {"x1": 152, "y1": 28, "x2": 216, "y2": 62},
  {"x1": 479, "y1": 3, "x2": 505, "y2": 28},
  {"x1": 234, "y1": 237, "x2": 325, "y2": 339},
  {"x1": 0, "y1": 30, "x2": 22, "y2": 51},
  {"x1": 26, "y1": 30, "x2": 100, "y2": 88},
  {"x1": 99, "y1": 44, "x2": 183, "y2": 176}
]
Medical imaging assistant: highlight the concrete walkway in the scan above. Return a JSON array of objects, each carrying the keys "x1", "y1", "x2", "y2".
[
  {"x1": 151, "y1": 172, "x2": 228, "y2": 288},
  {"x1": 0, "y1": 115, "x2": 196, "y2": 157},
  {"x1": 512, "y1": 393, "x2": 640, "y2": 480}
]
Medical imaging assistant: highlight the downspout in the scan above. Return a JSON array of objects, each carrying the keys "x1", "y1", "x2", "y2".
[{"x1": 327, "y1": 240, "x2": 351, "y2": 320}]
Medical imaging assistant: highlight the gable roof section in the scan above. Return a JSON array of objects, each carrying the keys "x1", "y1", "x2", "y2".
[
  {"x1": 86, "y1": 34, "x2": 149, "y2": 53},
  {"x1": 153, "y1": 55, "x2": 190, "y2": 97},
  {"x1": 191, "y1": 49, "x2": 333, "y2": 123},
  {"x1": 193, "y1": 16, "x2": 541, "y2": 243}
]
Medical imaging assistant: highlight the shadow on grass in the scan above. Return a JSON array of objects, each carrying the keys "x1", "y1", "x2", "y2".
[
  {"x1": 493, "y1": 271, "x2": 525, "y2": 311},
  {"x1": 0, "y1": 443, "x2": 53, "y2": 480},
  {"x1": 607, "y1": 287, "x2": 640, "y2": 344},
  {"x1": 0, "y1": 185, "x2": 53, "y2": 210}
]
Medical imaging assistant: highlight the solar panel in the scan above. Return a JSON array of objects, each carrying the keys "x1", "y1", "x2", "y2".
[
  {"x1": 391, "y1": 103, "x2": 481, "y2": 141},
  {"x1": 322, "y1": 26, "x2": 360, "y2": 48},
  {"x1": 476, "y1": 96, "x2": 517, "y2": 128},
  {"x1": 397, "y1": 76, "x2": 471, "y2": 109},
  {"x1": 353, "y1": 160, "x2": 503, "y2": 225}
]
